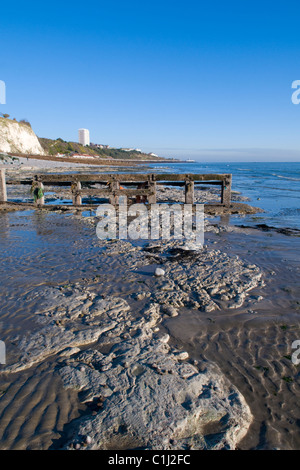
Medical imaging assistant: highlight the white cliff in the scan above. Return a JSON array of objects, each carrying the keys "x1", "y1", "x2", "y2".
[{"x1": 0, "y1": 117, "x2": 44, "y2": 155}]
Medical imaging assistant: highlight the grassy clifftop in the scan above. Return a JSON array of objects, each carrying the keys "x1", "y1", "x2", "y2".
[{"x1": 38, "y1": 137, "x2": 163, "y2": 160}]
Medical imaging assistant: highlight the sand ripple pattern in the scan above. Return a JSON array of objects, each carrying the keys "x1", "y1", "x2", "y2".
[{"x1": 0, "y1": 363, "x2": 83, "y2": 450}]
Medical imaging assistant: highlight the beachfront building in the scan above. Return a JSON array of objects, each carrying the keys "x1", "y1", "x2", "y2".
[{"x1": 78, "y1": 128, "x2": 90, "y2": 146}]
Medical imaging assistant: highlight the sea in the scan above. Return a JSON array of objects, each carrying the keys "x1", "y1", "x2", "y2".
[{"x1": 141, "y1": 161, "x2": 300, "y2": 230}]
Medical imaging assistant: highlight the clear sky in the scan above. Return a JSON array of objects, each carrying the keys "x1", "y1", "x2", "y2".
[{"x1": 1, "y1": 0, "x2": 300, "y2": 161}]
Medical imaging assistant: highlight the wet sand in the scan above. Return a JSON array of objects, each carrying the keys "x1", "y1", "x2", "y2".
[
  {"x1": 0, "y1": 206, "x2": 299, "y2": 449},
  {"x1": 164, "y1": 229, "x2": 300, "y2": 450}
]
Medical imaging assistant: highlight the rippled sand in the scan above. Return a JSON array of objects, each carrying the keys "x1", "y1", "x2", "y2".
[
  {"x1": 165, "y1": 229, "x2": 300, "y2": 450},
  {"x1": 0, "y1": 210, "x2": 299, "y2": 449}
]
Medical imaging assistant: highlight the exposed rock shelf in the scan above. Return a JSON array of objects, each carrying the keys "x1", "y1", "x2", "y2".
[{"x1": 0, "y1": 237, "x2": 263, "y2": 449}]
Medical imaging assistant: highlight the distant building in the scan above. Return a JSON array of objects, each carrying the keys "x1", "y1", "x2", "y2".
[
  {"x1": 91, "y1": 143, "x2": 110, "y2": 149},
  {"x1": 121, "y1": 148, "x2": 142, "y2": 152},
  {"x1": 78, "y1": 128, "x2": 90, "y2": 146}
]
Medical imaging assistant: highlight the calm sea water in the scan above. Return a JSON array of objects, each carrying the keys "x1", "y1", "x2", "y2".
[{"x1": 143, "y1": 161, "x2": 300, "y2": 230}]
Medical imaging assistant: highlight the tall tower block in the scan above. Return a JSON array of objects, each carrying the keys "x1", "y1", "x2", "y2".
[{"x1": 78, "y1": 128, "x2": 90, "y2": 146}]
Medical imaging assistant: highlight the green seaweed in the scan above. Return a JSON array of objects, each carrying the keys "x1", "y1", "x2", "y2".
[{"x1": 282, "y1": 376, "x2": 293, "y2": 383}]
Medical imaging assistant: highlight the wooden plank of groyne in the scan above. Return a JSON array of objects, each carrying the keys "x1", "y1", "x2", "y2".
[
  {"x1": 7, "y1": 179, "x2": 224, "y2": 187},
  {"x1": 155, "y1": 173, "x2": 229, "y2": 182},
  {"x1": 75, "y1": 188, "x2": 153, "y2": 196},
  {"x1": 37, "y1": 173, "x2": 230, "y2": 184},
  {"x1": 156, "y1": 181, "x2": 223, "y2": 187},
  {"x1": 6, "y1": 179, "x2": 33, "y2": 185}
]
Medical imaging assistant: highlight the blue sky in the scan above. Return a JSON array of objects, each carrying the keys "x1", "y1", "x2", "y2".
[{"x1": 1, "y1": 0, "x2": 300, "y2": 161}]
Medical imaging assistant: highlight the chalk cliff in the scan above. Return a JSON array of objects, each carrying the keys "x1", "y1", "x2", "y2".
[{"x1": 0, "y1": 118, "x2": 44, "y2": 155}]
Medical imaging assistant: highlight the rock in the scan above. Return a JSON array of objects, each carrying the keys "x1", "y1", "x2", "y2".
[
  {"x1": 159, "y1": 333, "x2": 170, "y2": 343},
  {"x1": 175, "y1": 351, "x2": 189, "y2": 361},
  {"x1": 56, "y1": 295, "x2": 253, "y2": 451},
  {"x1": 134, "y1": 293, "x2": 146, "y2": 301},
  {"x1": 155, "y1": 268, "x2": 165, "y2": 277},
  {"x1": 161, "y1": 305, "x2": 179, "y2": 317},
  {"x1": 144, "y1": 241, "x2": 263, "y2": 313},
  {"x1": 1, "y1": 292, "x2": 133, "y2": 374},
  {"x1": 0, "y1": 232, "x2": 261, "y2": 450},
  {"x1": 59, "y1": 347, "x2": 81, "y2": 357},
  {"x1": 182, "y1": 241, "x2": 203, "y2": 251}
]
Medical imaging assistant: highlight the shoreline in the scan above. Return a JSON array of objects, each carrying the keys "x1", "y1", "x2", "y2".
[{"x1": 3, "y1": 154, "x2": 182, "y2": 167}]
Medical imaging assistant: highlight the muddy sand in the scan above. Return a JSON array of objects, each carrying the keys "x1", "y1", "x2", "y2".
[{"x1": 0, "y1": 200, "x2": 299, "y2": 450}]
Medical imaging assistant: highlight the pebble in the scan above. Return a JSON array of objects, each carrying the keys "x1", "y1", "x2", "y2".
[
  {"x1": 154, "y1": 268, "x2": 165, "y2": 277},
  {"x1": 135, "y1": 293, "x2": 145, "y2": 301},
  {"x1": 162, "y1": 305, "x2": 179, "y2": 317},
  {"x1": 175, "y1": 351, "x2": 189, "y2": 361},
  {"x1": 160, "y1": 334, "x2": 170, "y2": 343}
]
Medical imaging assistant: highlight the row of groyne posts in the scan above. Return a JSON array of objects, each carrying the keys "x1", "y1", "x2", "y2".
[{"x1": 0, "y1": 169, "x2": 232, "y2": 206}]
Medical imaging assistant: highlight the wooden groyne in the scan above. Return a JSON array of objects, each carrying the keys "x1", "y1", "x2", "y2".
[{"x1": 1, "y1": 172, "x2": 232, "y2": 207}]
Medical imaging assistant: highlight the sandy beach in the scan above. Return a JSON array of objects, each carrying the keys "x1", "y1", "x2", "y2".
[{"x1": 0, "y1": 161, "x2": 299, "y2": 450}]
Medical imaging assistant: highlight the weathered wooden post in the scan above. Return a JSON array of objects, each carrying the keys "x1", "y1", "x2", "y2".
[
  {"x1": 0, "y1": 169, "x2": 7, "y2": 203},
  {"x1": 221, "y1": 174, "x2": 232, "y2": 206},
  {"x1": 35, "y1": 180, "x2": 45, "y2": 206},
  {"x1": 109, "y1": 178, "x2": 120, "y2": 205},
  {"x1": 72, "y1": 180, "x2": 82, "y2": 205},
  {"x1": 148, "y1": 174, "x2": 156, "y2": 204},
  {"x1": 185, "y1": 178, "x2": 194, "y2": 204}
]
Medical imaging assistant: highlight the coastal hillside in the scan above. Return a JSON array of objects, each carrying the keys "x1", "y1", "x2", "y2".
[
  {"x1": 38, "y1": 137, "x2": 163, "y2": 160},
  {"x1": 0, "y1": 117, "x2": 45, "y2": 155},
  {"x1": 0, "y1": 116, "x2": 168, "y2": 161}
]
